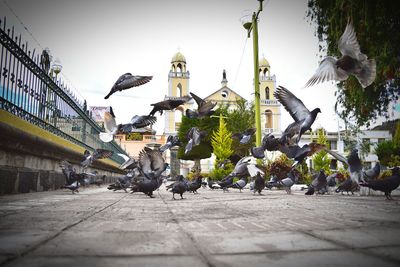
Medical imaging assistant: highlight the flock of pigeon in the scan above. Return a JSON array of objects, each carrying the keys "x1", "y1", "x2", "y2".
[{"x1": 59, "y1": 21, "x2": 399, "y2": 200}]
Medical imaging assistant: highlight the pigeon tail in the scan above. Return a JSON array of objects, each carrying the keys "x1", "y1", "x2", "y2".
[
  {"x1": 357, "y1": 59, "x2": 376, "y2": 88},
  {"x1": 99, "y1": 132, "x2": 114, "y2": 143}
]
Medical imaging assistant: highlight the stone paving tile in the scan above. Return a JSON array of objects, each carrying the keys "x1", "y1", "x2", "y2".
[
  {"x1": 0, "y1": 230, "x2": 52, "y2": 255},
  {"x1": 191, "y1": 231, "x2": 339, "y2": 254},
  {"x1": 365, "y1": 246, "x2": 400, "y2": 262},
  {"x1": 211, "y1": 250, "x2": 399, "y2": 267},
  {"x1": 32, "y1": 231, "x2": 196, "y2": 256},
  {"x1": 7, "y1": 255, "x2": 208, "y2": 267},
  {"x1": 310, "y1": 227, "x2": 400, "y2": 248}
]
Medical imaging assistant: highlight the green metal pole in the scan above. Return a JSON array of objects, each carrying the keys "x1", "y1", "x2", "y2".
[{"x1": 252, "y1": 12, "x2": 262, "y2": 147}]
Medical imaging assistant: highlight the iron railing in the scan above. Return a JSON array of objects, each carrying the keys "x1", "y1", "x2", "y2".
[{"x1": 0, "y1": 17, "x2": 125, "y2": 164}]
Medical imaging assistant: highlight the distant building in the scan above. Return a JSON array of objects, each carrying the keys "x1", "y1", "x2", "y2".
[{"x1": 89, "y1": 106, "x2": 110, "y2": 128}]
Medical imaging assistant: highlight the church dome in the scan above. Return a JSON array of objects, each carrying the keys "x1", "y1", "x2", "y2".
[
  {"x1": 259, "y1": 56, "x2": 270, "y2": 67},
  {"x1": 171, "y1": 51, "x2": 186, "y2": 63}
]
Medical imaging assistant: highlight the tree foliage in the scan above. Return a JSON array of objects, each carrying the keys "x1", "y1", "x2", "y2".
[
  {"x1": 225, "y1": 99, "x2": 255, "y2": 157},
  {"x1": 307, "y1": 0, "x2": 400, "y2": 127},
  {"x1": 211, "y1": 117, "x2": 233, "y2": 161},
  {"x1": 375, "y1": 121, "x2": 400, "y2": 167},
  {"x1": 312, "y1": 128, "x2": 331, "y2": 172},
  {"x1": 177, "y1": 114, "x2": 218, "y2": 161}
]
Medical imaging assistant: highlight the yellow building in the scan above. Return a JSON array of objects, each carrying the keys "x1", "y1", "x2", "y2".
[
  {"x1": 204, "y1": 70, "x2": 245, "y2": 111},
  {"x1": 164, "y1": 51, "x2": 193, "y2": 135},
  {"x1": 259, "y1": 55, "x2": 281, "y2": 134}
]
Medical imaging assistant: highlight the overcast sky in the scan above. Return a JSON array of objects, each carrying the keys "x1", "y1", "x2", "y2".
[{"x1": 1, "y1": 0, "x2": 397, "y2": 134}]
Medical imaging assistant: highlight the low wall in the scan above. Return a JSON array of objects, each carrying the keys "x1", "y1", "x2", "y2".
[{"x1": 0, "y1": 114, "x2": 125, "y2": 195}]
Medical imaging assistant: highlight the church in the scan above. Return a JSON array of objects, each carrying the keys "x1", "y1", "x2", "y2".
[{"x1": 164, "y1": 51, "x2": 282, "y2": 175}]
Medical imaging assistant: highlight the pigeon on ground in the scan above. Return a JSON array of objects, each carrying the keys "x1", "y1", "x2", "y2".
[
  {"x1": 363, "y1": 162, "x2": 381, "y2": 181},
  {"x1": 185, "y1": 92, "x2": 217, "y2": 118},
  {"x1": 279, "y1": 170, "x2": 298, "y2": 194},
  {"x1": 335, "y1": 177, "x2": 358, "y2": 195},
  {"x1": 104, "y1": 73, "x2": 152, "y2": 99},
  {"x1": 92, "y1": 175, "x2": 106, "y2": 187},
  {"x1": 232, "y1": 128, "x2": 256, "y2": 144},
  {"x1": 130, "y1": 176, "x2": 163, "y2": 198},
  {"x1": 170, "y1": 175, "x2": 188, "y2": 200},
  {"x1": 185, "y1": 127, "x2": 206, "y2": 154},
  {"x1": 305, "y1": 169, "x2": 328, "y2": 195},
  {"x1": 359, "y1": 167, "x2": 400, "y2": 200},
  {"x1": 107, "y1": 174, "x2": 132, "y2": 192},
  {"x1": 326, "y1": 173, "x2": 338, "y2": 187},
  {"x1": 81, "y1": 149, "x2": 113, "y2": 168},
  {"x1": 187, "y1": 176, "x2": 203, "y2": 194},
  {"x1": 229, "y1": 177, "x2": 248, "y2": 192},
  {"x1": 207, "y1": 177, "x2": 221, "y2": 190},
  {"x1": 61, "y1": 181, "x2": 80, "y2": 194},
  {"x1": 149, "y1": 95, "x2": 191, "y2": 116},
  {"x1": 266, "y1": 175, "x2": 280, "y2": 189},
  {"x1": 218, "y1": 176, "x2": 234, "y2": 192},
  {"x1": 274, "y1": 86, "x2": 321, "y2": 143},
  {"x1": 305, "y1": 21, "x2": 376, "y2": 89},
  {"x1": 160, "y1": 135, "x2": 181, "y2": 153},
  {"x1": 253, "y1": 172, "x2": 266, "y2": 195}
]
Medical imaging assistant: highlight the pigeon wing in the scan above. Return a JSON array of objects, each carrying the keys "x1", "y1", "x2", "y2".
[
  {"x1": 130, "y1": 115, "x2": 157, "y2": 128},
  {"x1": 324, "y1": 149, "x2": 348, "y2": 166},
  {"x1": 274, "y1": 86, "x2": 310, "y2": 122},
  {"x1": 103, "y1": 112, "x2": 118, "y2": 133},
  {"x1": 247, "y1": 164, "x2": 265, "y2": 177},
  {"x1": 93, "y1": 149, "x2": 113, "y2": 160},
  {"x1": 304, "y1": 57, "x2": 348, "y2": 88},
  {"x1": 190, "y1": 92, "x2": 206, "y2": 107},
  {"x1": 338, "y1": 22, "x2": 366, "y2": 61},
  {"x1": 118, "y1": 75, "x2": 152, "y2": 90}
]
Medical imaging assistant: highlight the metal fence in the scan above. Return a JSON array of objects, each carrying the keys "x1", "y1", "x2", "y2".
[{"x1": 0, "y1": 17, "x2": 125, "y2": 164}]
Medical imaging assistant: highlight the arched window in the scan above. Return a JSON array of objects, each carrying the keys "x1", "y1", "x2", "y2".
[
  {"x1": 176, "y1": 83, "x2": 182, "y2": 97},
  {"x1": 265, "y1": 110, "x2": 273, "y2": 129},
  {"x1": 172, "y1": 65, "x2": 176, "y2": 72},
  {"x1": 265, "y1": 87, "x2": 270, "y2": 100},
  {"x1": 177, "y1": 63, "x2": 182, "y2": 73}
]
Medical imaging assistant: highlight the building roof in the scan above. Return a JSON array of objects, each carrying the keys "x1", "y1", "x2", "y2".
[
  {"x1": 259, "y1": 56, "x2": 270, "y2": 67},
  {"x1": 171, "y1": 51, "x2": 186, "y2": 63}
]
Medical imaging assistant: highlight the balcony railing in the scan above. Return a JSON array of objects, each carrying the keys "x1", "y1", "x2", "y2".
[
  {"x1": 0, "y1": 17, "x2": 125, "y2": 164},
  {"x1": 261, "y1": 99, "x2": 280, "y2": 105}
]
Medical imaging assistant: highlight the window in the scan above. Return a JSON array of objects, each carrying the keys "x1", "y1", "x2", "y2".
[
  {"x1": 329, "y1": 141, "x2": 337, "y2": 150},
  {"x1": 221, "y1": 90, "x2": 229, "y2": 98},
  {"x1": 265, "y1": 87, "x2": 270, "y2": 99},
  {"x1": 176, "y1": 84, "x2": 182, "y2": 97}
]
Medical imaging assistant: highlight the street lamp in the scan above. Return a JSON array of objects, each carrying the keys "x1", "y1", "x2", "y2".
[
  {"x1": 51, "y1": 57, "x2": 63, "y2": 79},
  {"x1": 242, "y1": 0, "x2": 264, "y2": 147}
]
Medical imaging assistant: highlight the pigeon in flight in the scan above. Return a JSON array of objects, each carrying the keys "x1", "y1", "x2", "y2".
[
  {"x1": 138, "y1": 147, "x2": 168, "y2": 180},
  {"x1": 149, "y1": 95, "x2": 191, "y2": 116},
  {"x1": 251, "y1": 134, "x2": 281, "y2": 159},
  {"x1": 107, "y1": 174, "x2": 132, "y2": 192},
  {"x1": 81, "y1": 149, "x2": 113, "y2": 168},
  {"x1": 130, "y1": 176, "x2": 163, "y2": 197},
  {"x1": 359, "y1": 167, "x2": 400, "y2": 200},
  {"x1": 274, "y1": 86, "x2": 321, "y2": 143},
  {"x1": 305, "y1": 21, "x2": 376, "y2": 88},
  {"x1": 104, "y1": 73, "x2": 152, "y2": 99},
  {"x1": 185, "y1": 92, "x2": 217, "y2": 118},
  {"x1": 160, "y1": 135, "x2": 181, "y2": 153},
  {"x1": 60, "y1": 160, "x2": 97, "y2": 185},
  {"x1": 325, "y1": 149, "x2": 363, "y2": 183},
  {"x1": 305, "y1": 170, "x2": 328, "y2": 195},
  {"x1": 117, "y1": 153, "x2": 139, "y2": 170},
  {"x1": 232, "y1": 128, "x2": 256, "y2": 144},
  {"x1": 185, "y1": 127, "x2": 206, "y2": 154},
  {"x1": 99, "y1": 109, "x2": 156, "y2": 142}
]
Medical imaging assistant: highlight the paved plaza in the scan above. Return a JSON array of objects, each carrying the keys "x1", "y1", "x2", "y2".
[{"x1": 0, "y1": 185, "x2": 400, "y2": 267}]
